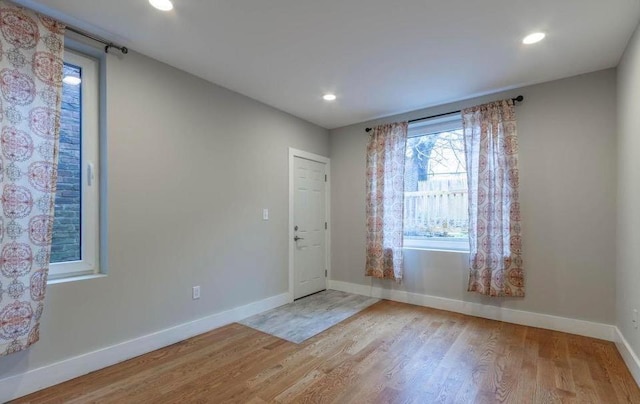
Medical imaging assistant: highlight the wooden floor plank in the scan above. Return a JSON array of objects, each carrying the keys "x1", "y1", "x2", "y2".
[{"x1": 11, "y1": 300, "x2": 640, "y2": 404}]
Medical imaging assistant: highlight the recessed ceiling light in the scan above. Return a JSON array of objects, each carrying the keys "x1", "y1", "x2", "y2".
[
  {"x1": 63, "y1": 76, "x2": 81, "y2": 85},
  {"x1": 522, "y1": 32, "x2": 546, "y2": 45},
  {"x1": 149, "y1": 0, "x2": 173, "y2": 11},
  {"x1": 323, "y1": 93, "x2": 336, "y2": 101}
]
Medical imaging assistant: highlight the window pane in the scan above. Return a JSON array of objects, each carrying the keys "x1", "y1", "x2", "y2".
[
  {"x1": 404, "y1": 129, "x2": 468, "y2": 244},
  {"x1": 51, "y1": 63, "x2": 82, "y2": 263}
]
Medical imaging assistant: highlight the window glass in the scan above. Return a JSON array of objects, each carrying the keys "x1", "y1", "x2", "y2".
[
  {"x1": 51, "y1": 63, "x2": 82, "y2": 263},
  {"x1": 404, "y1": 124, "x2": 469, "y2": 251}
]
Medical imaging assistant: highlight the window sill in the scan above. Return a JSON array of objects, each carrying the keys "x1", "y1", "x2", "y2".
[
  {"x1": 48, "y1": 273, "x2": 107, "y2": 285},
  {"x1": 403, "y1": 246, "x2": 469, "y2": 254},
  {"x1": 403, "y1": 238, "x2": 469, "y2": 253}
]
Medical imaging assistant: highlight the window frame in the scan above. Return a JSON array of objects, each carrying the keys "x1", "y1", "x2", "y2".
[
  {"x1": 403, "y1": 115, "x2": 470, "y2": 253},
  {"x1": 48, "y1": 48, "x2": 101, "y2": 280}
]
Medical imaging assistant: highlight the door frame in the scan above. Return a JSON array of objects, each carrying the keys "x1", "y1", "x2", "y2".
[{"x1": 288, "y1": 148, "x2": 331, "y2": 302}]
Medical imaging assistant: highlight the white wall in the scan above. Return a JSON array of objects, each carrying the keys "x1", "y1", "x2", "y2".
[
  {"x1": 0, "y1": 50, "x2": 328, "y2": 380},
  {"x1": 330, "y1": 69, "x2": 617, "y2": 324},
  {"x1": 617, "y1": 23, "x2": 640, "y2": 361}
]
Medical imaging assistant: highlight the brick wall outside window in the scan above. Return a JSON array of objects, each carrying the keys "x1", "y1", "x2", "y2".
[{"x1": 51, "y1": 64, "x2": 81, "y2": 263}]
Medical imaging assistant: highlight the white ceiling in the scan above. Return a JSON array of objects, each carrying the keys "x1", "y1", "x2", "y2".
[{"x1": 16, "y1": 0, "x2": 640, "y2": 129}]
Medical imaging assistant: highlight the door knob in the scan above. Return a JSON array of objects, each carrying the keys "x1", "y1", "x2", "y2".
[{"x1": 294, "y1": 236, "x2": 304, "y2": 241}]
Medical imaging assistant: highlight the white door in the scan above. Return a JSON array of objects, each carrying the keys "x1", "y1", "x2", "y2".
[{"x1": 293, "y1": 156, "x2": 327, "y2": 299}]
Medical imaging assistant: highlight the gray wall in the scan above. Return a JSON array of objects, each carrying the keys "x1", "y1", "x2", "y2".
[
  {"x1": 617, "y1": 24, "x2": 640, "y2": 358},
  {"x1": 330, "y1": 69, "x2": 617, "y2": 324},
  {"x1": 0, "y1": 50, "x2": 328, "y2": 379}
]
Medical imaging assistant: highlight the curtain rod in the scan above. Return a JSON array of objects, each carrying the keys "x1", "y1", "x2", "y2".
[
  {"x1": 9, "y1": 1, "x2": 128, "y2": 53},
  {"x1": 364, "y1": 95, "x2": 524, "y2": 132},
  {"x1": 65, "y1": 26, "x2": 128, "y2": 54}
]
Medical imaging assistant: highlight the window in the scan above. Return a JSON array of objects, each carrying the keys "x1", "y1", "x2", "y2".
[
  {"x1": 403, "y1": 116, "x2": 469, "y2": 251},
  {"x1": 48, "y1": 48, "x2": 100, "y2": 279}
]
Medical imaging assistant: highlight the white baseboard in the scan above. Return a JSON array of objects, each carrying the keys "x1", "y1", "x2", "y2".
[
  {"x1": 328, "y1": 280, "x2": 616, "y2": 341},
  {"x1": 615, "y1": 327, "x2": 640, "y2": 386},
  {"x1": 0, "y1": 292, "x2": 291, "y2": 402}
]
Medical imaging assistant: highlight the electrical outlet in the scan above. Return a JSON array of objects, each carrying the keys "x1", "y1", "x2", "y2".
[
  {"x1": 633, "y1": 309, "x2": 638, "y2": 330},
  {"x1": 192, "y1": 286, "x2": 201, "y2": 300},
  {"x1": 263, "y1": 208, "x2": 269, "y2": 221}
]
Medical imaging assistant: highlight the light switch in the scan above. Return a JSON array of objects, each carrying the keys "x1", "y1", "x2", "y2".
[{"x1": 263, "y1": 208, "x2": 269, "y2": 221}]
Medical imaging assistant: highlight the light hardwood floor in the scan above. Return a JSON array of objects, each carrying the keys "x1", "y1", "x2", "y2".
[{"x1": 13, "y1": 300, "x2": 640, "y2": 403}]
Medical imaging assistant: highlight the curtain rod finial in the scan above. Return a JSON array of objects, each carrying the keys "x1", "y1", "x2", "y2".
[{"x1": 105, "y1": 43, "x2": 129, "y2": 54}]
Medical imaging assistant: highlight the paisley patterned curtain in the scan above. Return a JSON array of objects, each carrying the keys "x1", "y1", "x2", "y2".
[
  {"x1": 462, "y1": 100, "x2": 524, "y2": 297},
  {"x1": 0, "y1": 2, "x2": 65, "y2": 355},
  {"x1": 365, "y1": 122, "x2": 408, "y2": 281}
]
